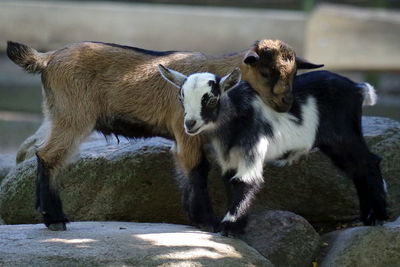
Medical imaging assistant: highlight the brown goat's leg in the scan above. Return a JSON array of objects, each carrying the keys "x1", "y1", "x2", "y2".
[
  {"x1": 36, "y1": 120, "x2": 93, "y2": 230},
  {"x1": 174, "y1": 130, "x2": 218, "y2": 232}
]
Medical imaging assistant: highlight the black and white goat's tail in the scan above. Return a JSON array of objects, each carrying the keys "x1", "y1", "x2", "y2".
[{"x1": 359, "y1": 82, "x2": 378, "y2": 106}]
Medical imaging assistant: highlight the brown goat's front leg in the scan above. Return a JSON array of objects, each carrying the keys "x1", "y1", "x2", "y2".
[{"x1": 174, "y1": 131, "x2": 218, "y2": 232}]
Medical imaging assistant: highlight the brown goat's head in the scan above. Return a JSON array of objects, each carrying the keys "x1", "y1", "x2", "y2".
[{"x1": 241, "y1": 39, "x2": 323, "y2": 112}]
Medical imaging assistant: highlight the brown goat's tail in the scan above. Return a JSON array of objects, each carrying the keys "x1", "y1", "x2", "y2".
[{"x1": 7, "y1": 41, "x2": 52, "y2": 73}]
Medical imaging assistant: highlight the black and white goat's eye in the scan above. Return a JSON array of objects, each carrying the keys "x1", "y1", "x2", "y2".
[{"x1": 207, "y1": 97, "x2": 219, "y2": 108}]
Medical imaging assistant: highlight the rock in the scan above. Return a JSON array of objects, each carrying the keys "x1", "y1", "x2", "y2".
[
  {"x1": 0, "y1": 135, "x2": 192, "y2": 225},
  {"x1": 0, "y1": 154, "x2": 15, "y2": 182},
  {"x1": 317, "y1": 217, "x2": 400, "y2": 267},
  {"x1": 0, "y1": 222, "x2": 273, "y2": 266},
  {"x1": 241, "y1": 210, "x2": 319, "y2": 267},
  {"x1": 2, "y1": 116, "x2": 399, "y2": 229},
  {"x1": 16, "y1": 119, "x2": 49, "y2": 163}
]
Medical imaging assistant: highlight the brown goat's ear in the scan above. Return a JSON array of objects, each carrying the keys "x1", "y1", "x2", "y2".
[
  {"x1": 220, "y1": 68, "x2": 241, "y2": 92},
  {"x1": 296, "y1": 57, "x2": 324, "y2": 69},
  {"x1": 243, "y1": 51, "x2": 260, "y2": 65},
  {"x1": 158, "y1": 64, "x2": 187, "y2": 88}
]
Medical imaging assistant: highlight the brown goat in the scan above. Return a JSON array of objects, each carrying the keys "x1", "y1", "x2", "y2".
[{"x1": 7, "y1": 40, "x2": 322, "y2": 231}]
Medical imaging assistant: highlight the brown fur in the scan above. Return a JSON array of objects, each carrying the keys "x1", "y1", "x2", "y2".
[
  {"x1": 8, "y1": 40, "x2": 308, "y2": 174},
  {"x1": 7, "y1": 39, "x2": 320, "y2": 229}
]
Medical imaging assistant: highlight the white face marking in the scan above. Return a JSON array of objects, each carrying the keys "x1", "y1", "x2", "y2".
[{"x1": 181, "y1": 73, "x2": 217, "y2": 135}]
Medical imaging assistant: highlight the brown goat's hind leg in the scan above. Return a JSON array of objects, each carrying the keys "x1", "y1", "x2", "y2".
[
  {"x1": 36, "y1": 121, "x2": 93, "y2": 230},
  {"x1": 174, "y1": 133, "x2": 218, "y2": 232},
  {"x1": 36, "y1": 154, "x2": 68, "y2": 231}
]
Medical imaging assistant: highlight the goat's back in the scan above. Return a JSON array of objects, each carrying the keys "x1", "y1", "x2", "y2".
[
  {"x1": 40, "y1": 41, "x2": 207, "y2": 131},
  {"x1": 294, "y1": 70, "x2": 367, "y2": 144}
]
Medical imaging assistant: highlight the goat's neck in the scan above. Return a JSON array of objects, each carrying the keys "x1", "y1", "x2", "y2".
[{"x1": 205, "y1": 50, "x2": 247, "y2": 76}]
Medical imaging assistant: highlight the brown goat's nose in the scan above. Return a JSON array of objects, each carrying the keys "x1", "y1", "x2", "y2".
[
  {"x1": 282, "y1": 94, "x2": 293, "y2": 105},
  {"x1": 185, "y1": 119, "x2": 196, "y2": 130},
  {"x1": 274, "y1": 93, "x2": 293, "y2": 113}
]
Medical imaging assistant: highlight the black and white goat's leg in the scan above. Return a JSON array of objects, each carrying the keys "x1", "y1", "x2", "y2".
[
  {"x1": 220, "y1": 172, "x2": 263, "y2": 236},
  {"x1": 221, "y1": 169, "x2": 236, "y2": 207},
  {"x1": 320, "y1": 139, "x2": 388, "y2": 225}
]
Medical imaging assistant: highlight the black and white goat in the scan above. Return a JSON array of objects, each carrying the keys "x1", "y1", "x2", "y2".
[{"x1": 158, "y1": 65, "x2": 388, "y2": 235}]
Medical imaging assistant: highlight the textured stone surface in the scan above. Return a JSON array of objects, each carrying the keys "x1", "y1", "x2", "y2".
[
  {"x1": 2, "y1": 116, "x2": 399, "y2": 228},
  {"x1": 241, "y1": 210, "x2": 319, "y2": 267},
  {"x1": 317, "y1": 217, "x2": 400, "y2": 267},
  {"x1": 0, "y1": 222, "x2": 273, "y2": 267},
  {"x1": 0, "y1": 154, "x2": 14, "y2": 182},
  {"x1": 0, "y1": 135, "x2": 189, "y2": 225}
]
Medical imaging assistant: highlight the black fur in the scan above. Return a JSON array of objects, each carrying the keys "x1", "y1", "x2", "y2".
[
  {"x1": 194, "y1": 70, "x2": 387, "y2": 235},
  {"x1": 182, "y1": 155, "x2": 219, "y2": 232},
  {"x1": 36, "y1": 155, "x2": 68, "y2": 230},
  {"x1": 6, "y1": 41, "x2": 44, "y2": 73},
  {"x1": 208, "y1": 76, "x2": 221, "y2": 96},
  {"x1": 95, "y1": 114, "x2": 173, "y2": 140},
  {"x1": 221, "y1": 178, "x2": 262, "y2": 236},
  {"x1": 91, "y1": 41, "x2": 179, "y2": 57},
  {"x1": 213, "y1": 82, "x2": 274, "y2": 161}
]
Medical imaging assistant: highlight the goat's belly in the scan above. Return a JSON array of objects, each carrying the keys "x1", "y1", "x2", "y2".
[{"x1": 95, "y1": 115, "x2": 173, "y2": 140}]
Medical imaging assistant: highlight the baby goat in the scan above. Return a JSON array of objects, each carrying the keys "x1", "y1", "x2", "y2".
[
  {"x1": 159, "y1": 66, "x2": 388, "y2": 236},
  {"x1": 7, "y1": 39, "x2": 322, "y2": 231}
]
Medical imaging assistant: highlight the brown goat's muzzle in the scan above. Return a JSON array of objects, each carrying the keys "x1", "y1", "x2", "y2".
[{"x1": 271, "y1": 92, "x2": 293, "y2": 113}]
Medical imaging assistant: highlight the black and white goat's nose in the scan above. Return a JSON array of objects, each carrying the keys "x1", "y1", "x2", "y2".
[{"x1": 185, "y1": 119, "x2": 196, "y2": 130}]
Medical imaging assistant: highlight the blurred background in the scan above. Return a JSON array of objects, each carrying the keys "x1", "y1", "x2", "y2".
[{"x1": 0, "y1": 0, "x2": 399, "y2": 156}]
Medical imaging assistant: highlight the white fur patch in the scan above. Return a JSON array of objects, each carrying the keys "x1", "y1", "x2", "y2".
[
  {"x1": 181, "y1": 73, "x2": 216, "y2": 134},
  {"x1": 213, "y1": 96, "x2": 319, "y2": 184},
  {"x1": 221, "y1": 212, "x2": 236, "y2": 223},
  {"x1": 256, "y1": 96, "x2": 319, "y2": 162},
  {"x1": 383, "y1": 179, "x2": 388, "y2": 194},
  {"x1": 361, "y1": 83, "x2": 377, "y2": 106}
]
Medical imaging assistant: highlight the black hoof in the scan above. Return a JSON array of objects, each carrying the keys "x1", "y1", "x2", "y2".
[
  {"x1": 47, "y1": 222, "x2": 67, "y2": 231},
  {"x1": 219, "y1": 221, "x2": 245, "y2": 238},
  {"x1": 362, "y1": 210, "x2": 387, "y2": 226},
  {"x1": 196, "y1": 220, "x2": 220, "y2": 233}
]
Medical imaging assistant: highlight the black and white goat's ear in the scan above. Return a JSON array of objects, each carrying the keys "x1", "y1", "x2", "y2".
[
  {"x1": 296, "y1": 57, "x2": 324, "y2": 69},
  {"x1": 158, "y1": 64, "x2": 187, "y2": 88},
  {"x1": 243, "y1": 51, "x2": 260, "y2": 65},
  {"x1": 220, "y1": 68, "x2": 241, "y2": 92}
]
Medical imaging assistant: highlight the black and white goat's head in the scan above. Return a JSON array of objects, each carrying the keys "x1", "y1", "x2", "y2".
[{"x1": 158, "y1": 64, "x2": 240, "y2": 135}]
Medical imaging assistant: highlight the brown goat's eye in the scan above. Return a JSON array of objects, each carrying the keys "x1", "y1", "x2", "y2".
[
  {"x1": 260, "y1": 72, "x2": 270, "y2": 78},
  {"x1": 207, "y1": 97, "x2": 218, "y2": 108}
]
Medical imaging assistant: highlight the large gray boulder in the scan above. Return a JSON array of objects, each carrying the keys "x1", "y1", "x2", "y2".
[
  {"x1": 0, "y1": 154, "x2": 15, "y2": 182},
  {"x1": 1, "y1": 116, "x2": 399, "y2": 228},
  {"x1": 1, "y1": 135, "x2": 188, "y2": 225},
  {"x1": 317, "y1": 217, "x2": 400, "y2": 267},
  {"x1": 241, "y1": 210, "x2": 319, "y2": 267},
  {"x1": 0, "y1": 222, "x2": 273, "y2": 266}
]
